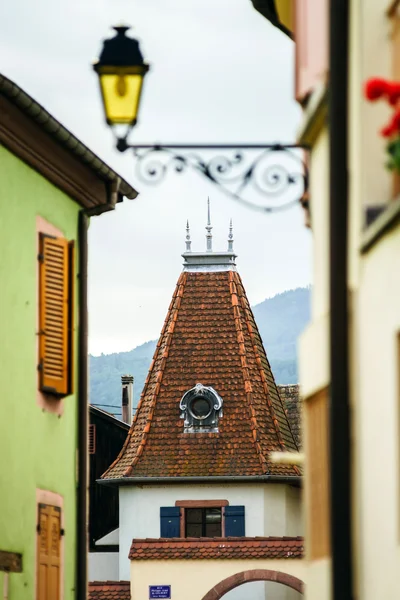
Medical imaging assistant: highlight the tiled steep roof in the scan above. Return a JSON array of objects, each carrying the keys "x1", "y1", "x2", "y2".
[
  {"x1": 103, "y1": 270, "x2": 299, "y2": 480},
  {"x1": 88, "y1": 581, "x2": 130, "y2": 599},
  {"x1": 129, "y1": 537, "x2": 304, "y2": 560},
  {"x1": 277, "y1": 385, "x2": 302, "y2": 448}
]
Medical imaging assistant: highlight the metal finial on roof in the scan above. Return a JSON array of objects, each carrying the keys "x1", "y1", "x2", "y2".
[
  {"x1": 228, "y1": 218, "x2": 234, "y2": 252},
  {"x1": 206, "y1": 197, "x2": 213, "y2": 252},
  {"x1": 185, "y1": 219, "x2": 192, "y2": 252}
]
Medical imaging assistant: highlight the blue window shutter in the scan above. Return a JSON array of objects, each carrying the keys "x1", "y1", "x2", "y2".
[
  {"x1": 160, "y1": 507, "x2": 181, "y2": 538},
  {"x1": 224, "y1": 505, "x2": 245, "y2": 537}
]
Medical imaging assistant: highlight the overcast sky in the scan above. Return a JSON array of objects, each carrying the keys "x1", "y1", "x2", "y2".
[{"x1": 1, "y1": 0, "x2": 312, "y2": 355}]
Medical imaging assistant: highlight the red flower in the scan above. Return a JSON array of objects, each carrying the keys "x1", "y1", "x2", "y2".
[
  {"x1": 380, "y1": 123, "x2": 396, "y2": 138},
  {"x1": 387, "y1": 82, "x2": 400, "y2": 106},
  {"x1": 380, "y1": 110, "x2": 400, "y2": 138},
  {"x1": 365, "y1": 77, "x2": 389, "y2": 101},
  {"x1": 393, "y1": 110, "x2": 400, "y2": 130}
]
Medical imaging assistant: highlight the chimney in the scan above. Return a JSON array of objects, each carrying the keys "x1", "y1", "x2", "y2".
[{"x1": 121, "y1": 375, "x2": 134, "y2": 424}]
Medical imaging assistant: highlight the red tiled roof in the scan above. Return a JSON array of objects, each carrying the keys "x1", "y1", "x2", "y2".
[
  {"x1": 88, "y1": 581, "x2": 130, "y2": 599},
  {"x1": 277, "y1": 385, "x2": 302, "y2": 448},
  {"x1": 129, "y1": 537, "x2": 304, "y2": 560},
  {"x1": 103, "y1": 270, "x2": 299, "y2": 480}
]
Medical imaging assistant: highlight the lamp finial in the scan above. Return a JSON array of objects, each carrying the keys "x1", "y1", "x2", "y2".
[
  {"x1": 185, "y1": 220, "x2": 192, "y2": 252},
  {"x1": 228, "y1": 218, "x2": 234, "y2": 252}
]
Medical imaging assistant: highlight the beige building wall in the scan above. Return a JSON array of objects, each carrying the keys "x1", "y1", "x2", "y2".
[
  {"x1": 309, "y1": 128, "x2": 330, "y2": 323},
  {"x1": 354, "y1": 230, "x2": 400, "y2": 599},
  {"x1": 298, "y1": 124, "x2": 330, "y2": 397},
  {"x1": 354, "y1": 0, "x2": 392, "y2": 214},
  {"x1": 130, "y1": 559, "x2": 305, "y2": 600},
  {"x1": 298, "y1": 105, "x2": 331, "y2": 600},
  {"x1": 348, "y1": 1, "x2": 399, "y2": 599},
  {"x1": 285, "y1": 486, "x2": 302, "y2": 537},
  {"x1": 120, "y1": 483, "x2": 303, "y2": 580},
  {"x1": 299, "y1": 2, "x2": 399, "y2": 600},
  {"x1": 348, "y1": 0, "x2": 392, "y2": 286}
]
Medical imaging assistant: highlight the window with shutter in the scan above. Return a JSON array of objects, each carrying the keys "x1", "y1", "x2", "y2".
[
  {"x1": 185, "y1": 508, "x2": 222, "y2": 537},
  {"x1": 295, "y1": 0, "x2": 328, "y2": 104},
  {"x1": 160, "y1": 507, "x2": 181, "y2": 537},
  {"x1": 224, "y1": 506, "x2": 245, "y2": 537},
  {"x1": 37, "y1": 503, "x2": 61, "y2": 600},
  {"x1": 38, "y1": 234, "x2": 74, "y2": 396}
]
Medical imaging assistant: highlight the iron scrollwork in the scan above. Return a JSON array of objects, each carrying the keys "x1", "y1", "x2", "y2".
[{"x1": 116, "y1": 139, "x2": 309, "y2": 213}]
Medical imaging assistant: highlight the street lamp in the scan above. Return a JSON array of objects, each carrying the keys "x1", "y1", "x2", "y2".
[
  {"x1": 93, "y1": 26, "x2": 149, "y2": 135},
  {"x1": 251, "y1": 1, "x2": 294, "y2": 39},
  {"x1": 93, "y1": 26, "x2": 308, "y2": 213}
]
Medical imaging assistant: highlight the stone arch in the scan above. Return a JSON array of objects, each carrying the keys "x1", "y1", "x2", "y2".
[{"x1": 201, "y1": 569, "x2": 304, "y2": 600}]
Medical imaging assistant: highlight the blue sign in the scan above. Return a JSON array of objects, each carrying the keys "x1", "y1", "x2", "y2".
[{"x1": 149, "y1": 586, "x2": 171, "y2": 599}]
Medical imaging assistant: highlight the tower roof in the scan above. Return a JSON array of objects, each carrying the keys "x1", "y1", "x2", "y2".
[{"x1": 103, "y1": 243, "x2": 299, "y2": 481}]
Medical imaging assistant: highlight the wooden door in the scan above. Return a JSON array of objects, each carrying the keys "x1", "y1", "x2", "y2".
[{"x1": 37, "y1": 503, "x2": 61, "y2": 600}]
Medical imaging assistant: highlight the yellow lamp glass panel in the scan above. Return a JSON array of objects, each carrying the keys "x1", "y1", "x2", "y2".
[
  {"x1": 100, "y1": 73, "x2": 143, "y2": 125},
  {"x1": 275, "y1": 0, "x2": 294, "y2": 33}
]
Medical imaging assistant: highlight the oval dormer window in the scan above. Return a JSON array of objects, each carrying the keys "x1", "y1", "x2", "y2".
[
  {"x1": 179, "y1": 383, "x2": 223, "y2": 433},
  {"x1": 190, "y1": 397, "x2": 212, "y2": 420}
]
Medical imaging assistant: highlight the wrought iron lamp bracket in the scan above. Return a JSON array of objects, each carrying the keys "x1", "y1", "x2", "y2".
[{"x1": 115, "y1": 135, "x2": 309, "y2": 213}]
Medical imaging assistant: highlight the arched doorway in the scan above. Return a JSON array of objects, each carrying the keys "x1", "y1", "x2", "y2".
[{"x1": 201, "y1": 569, "x2": 304, "y2": 600}]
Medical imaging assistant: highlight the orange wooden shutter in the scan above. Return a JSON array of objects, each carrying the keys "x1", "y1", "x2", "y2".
[
  {"x1": 67, "y1": 241, "x2": 75, "y2": 394},
  {"x1": 39, "y1": 234, "x2": 70, "y2": 395},
  {"x1": 306, "y1": 388, "x2": 330, "y2": 559},
  {"x1": 295, "y1": 0, "x2": 328, "y2": 103},
  {"x1": 37, "y1": 504, "x2": 61, "y2": 600}
]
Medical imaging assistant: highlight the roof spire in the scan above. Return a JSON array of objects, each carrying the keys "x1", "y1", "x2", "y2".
[
  {"x1": 228, "y1": 218, "x2": 234, "y2": 252},
  {"x1": 185, "y1": 220, "x2": 192, "y2": 252},
  {"x1": 206, "y1": 197, "x2": 213, "y2": 252}
]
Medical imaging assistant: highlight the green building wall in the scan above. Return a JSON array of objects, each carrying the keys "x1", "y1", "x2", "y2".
[{"x1": 0, "y1": 145, "x2": 81, "y2": 599}]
